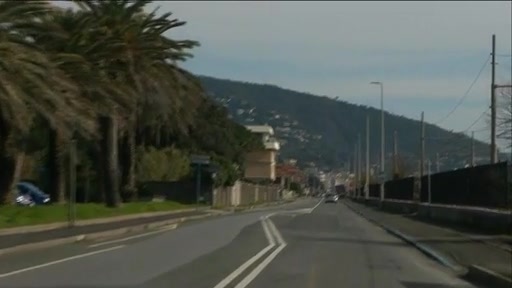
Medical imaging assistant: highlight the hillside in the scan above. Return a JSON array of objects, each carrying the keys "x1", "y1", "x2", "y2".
[{"x1": 199, "y1": 75, "x2": 490, "y2": 173}]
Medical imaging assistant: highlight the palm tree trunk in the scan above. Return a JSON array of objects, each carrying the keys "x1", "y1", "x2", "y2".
[
  {"x1": 11, "y1": 152, "x2": 26, "y2": 199},
  {"x1": 155, "y1": 125, "x2": 161, "y2": 148},
  {"x1": 48, "y1": 128, "x2": 67, "y2": 203},
  {"x1": 120, "y1": 127, "x2": 136, "y2": 202},
  {"x1": 99, "y1": 115, "x2": 120, "y2": 207},
  {"x1": 0, "y1": 114, "x2": 15, "y2": 204},
  {"x1": 0, "y1": 153, "x2": 15, "y2": 205},
  {"x1": 95, "y1": 144, "x2": 105, "y2": 203},
  {"x1": 0, "y1": 150, "x2": 25, "y2": 205}
]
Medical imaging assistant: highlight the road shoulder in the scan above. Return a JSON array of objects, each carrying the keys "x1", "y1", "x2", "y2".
[{"x1": 343, "y1": 199, "x2": 512, "y2": 288}]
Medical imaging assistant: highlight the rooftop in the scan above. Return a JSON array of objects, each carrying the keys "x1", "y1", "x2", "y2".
[{"x1": 246, "y1": 125, "x2": 274, "y2": 135}]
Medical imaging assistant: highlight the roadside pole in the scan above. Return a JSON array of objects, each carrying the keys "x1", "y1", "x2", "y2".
[
  {"x1": 196, "y1": 163, "x2": 202, "y2": 204},
  {"x1": 68, "y1": 139, "x2": 77, "y2": 228},
  {"x1": 419, "y1": 111, "x2": 425, "y2": 196},
  {"x1": 365, "y1": 115, "x2": 370, "y2": 199},
  {"x1": 427, "y1": 159, "x2": 432, "y2": 204},
  {"x1": 191, "y1": 155, "x2": 210, "y2": 204}
]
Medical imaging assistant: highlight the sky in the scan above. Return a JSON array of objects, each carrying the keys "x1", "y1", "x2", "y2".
[{"x1": 56, "y1": 1, "x2": 512, "y2": 146}]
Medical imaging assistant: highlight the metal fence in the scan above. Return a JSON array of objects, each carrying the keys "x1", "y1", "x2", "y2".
[
  {"x1": 419, "y1": 162, "x2": 509, "y2": 208},
  {"x1": 384, "y1": 177, "x2": 414, "y2": 201},
  {"x1": 369, "y1": 184, "x2": 380, "y2": 198}
]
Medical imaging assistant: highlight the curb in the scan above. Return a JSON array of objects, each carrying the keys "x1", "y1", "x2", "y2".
[
  {"x1": 465, "y1": 265, "x2": 512, "y2": 288},
  {"x1": 342, "y1": 200, "x2": 464, "y2": 273},
  {"x1": 0, "y1": 212, "x2": 219, "y2": 256},
  {"x1": 0, "y1": 207, "x2": 211, "y2": 236},
  {"x1": 218, "y1": 199, "x2": 298, "y2": 214}
]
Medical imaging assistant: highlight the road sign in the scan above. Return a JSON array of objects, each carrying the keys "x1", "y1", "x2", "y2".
[{"x1": 191, "y1": 154, "x2": 210, "y2": 165}]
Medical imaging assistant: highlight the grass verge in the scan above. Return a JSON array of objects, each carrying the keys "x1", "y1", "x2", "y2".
[{"x1": 0, "y1": 201, "x2": 200, "y2": 229}]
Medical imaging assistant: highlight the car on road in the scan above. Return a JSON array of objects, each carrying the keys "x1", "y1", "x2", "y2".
[{"x1": 324, "y1": 194, "x2": 338, "y2": 203}]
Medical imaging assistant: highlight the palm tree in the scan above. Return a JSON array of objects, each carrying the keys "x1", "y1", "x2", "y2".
[
  {"x1": 32, "y1": 6, "x2": 135, "y2": 205},
  {"x1": 75, "y1": 0, "x2": 202, "y2": 204},
  {"x1": 0, "y1": 1, "x2": 91, "y2": 204}
]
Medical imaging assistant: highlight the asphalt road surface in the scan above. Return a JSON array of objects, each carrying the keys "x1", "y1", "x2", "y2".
[{"x1": 0, "y1": 198, "x2": 477, "y2": 288}]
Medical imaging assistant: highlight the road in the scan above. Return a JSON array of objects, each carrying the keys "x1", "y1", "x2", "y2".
[{"x1": 0, "y1": 198, "x2": 477, "y2": 288}]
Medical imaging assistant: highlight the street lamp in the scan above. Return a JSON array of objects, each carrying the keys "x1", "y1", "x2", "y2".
[{"x1": 370, "y1": 81, "x2": 385, "y2": 201}]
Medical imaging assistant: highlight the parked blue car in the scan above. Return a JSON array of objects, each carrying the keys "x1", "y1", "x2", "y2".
[{"x1": 16, "y1": 182, "x2": 51, "y2": 206}]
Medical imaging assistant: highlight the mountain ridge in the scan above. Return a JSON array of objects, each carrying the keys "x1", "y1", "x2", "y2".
[{"x1": 198, "y1": 75, "x2": 490, "y2": 173}]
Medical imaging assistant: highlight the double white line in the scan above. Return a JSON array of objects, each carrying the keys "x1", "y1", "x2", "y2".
[{"x1": 214, "y1": 214, "x2": 287, "y2": 288}]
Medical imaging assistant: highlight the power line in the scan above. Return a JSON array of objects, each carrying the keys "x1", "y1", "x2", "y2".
[
  {"x1": 472, "y1": 127, "x2": 489, "y2": 133},
  {"x1": 427, "y1": 107, "x2": 489, "y2": 141},
  {"x1": 462, "y1": 109, "x2": 488, "y2": 132},
  {"x1": 433, "y1": 55, "x2": 491, "y2": 125}
]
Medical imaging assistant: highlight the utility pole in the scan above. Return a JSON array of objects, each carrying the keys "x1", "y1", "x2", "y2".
[
  {"x1": 427, "y1": 159, "x2": 432, "y2": 203},
  {"x1": 471, "y1": 131, "x2": 475, "y2": 167},
  {"x1": 370, "y1": 81, "x2": 385, "y2": 201},
  {"x1": 365, "y1": 115, "x2": 370, "y2": 199},
  {"x1": 380, "y1": 85, "x2": 385, "y2": 202},
  {"x1": 491, "y1": 34, "x2": 497, "y2": 164},
  {"x1": 420, "y1": 111, "x2": 425, "y2": 179},
  {"x1": 354, "y1": 143, "x2": 358, "y2": 197},
  {"x1": 436, "y1": 152, "x2": 440, "y2": 173},
  {"x1": 393, "y1": 130, "x2": 398, "y2": 178},
  {"x1": 358, "y1": 133, "x2": 362, "y2": 197}
]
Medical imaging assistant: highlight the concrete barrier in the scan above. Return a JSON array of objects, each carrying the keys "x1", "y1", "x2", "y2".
[
  {"x1": 417, "y1": 203, "x2": 511, "y2": 234},
  {"x1": 350, "y1": 197, "x2": 512, "y2": 234},
  {"x1": 362, "y1": 197, "x2": 380, "y2": 207},
  {"x1": 381, "y1": 199, "x2": 418, "y2": 214}
]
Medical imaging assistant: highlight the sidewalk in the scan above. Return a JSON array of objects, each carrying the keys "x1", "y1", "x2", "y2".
[{"x1": 344, "y1": 200, "x2": 512, "y2": 280}]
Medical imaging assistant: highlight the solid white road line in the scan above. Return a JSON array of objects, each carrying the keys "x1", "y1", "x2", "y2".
[
  {"x1": 234, "y1": 217, "x2": 287, "y2": 288},
  {"x1": 213, "y1": 217, "x2": 276, "y2": 288},
  {"x1": 88, "y1": 224, "x2": 178, "y2": 248},
  {"x1": 308, "y1": 199, "x2": 323, "y2": 213},
  {"x1": 262, "y1": 216, "x2": 276, "y2": 247},
  {"x1": 0, "y1": 245, "x2": 125, "y2": 278},
  {"x1": 266, "y1": 218, "x2": 286, "y2": 245}
]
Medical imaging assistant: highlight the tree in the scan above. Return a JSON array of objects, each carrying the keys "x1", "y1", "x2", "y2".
[
  {"x1": 1, "y1": 1, "x2": 260, "y2": 207},
  {"x1": 73, "y1": 0, "x2": 202, "y2": 204},
  {"x1": 496, "y1": 84, "x2": 512, "y2": 150},
  {"x1": 0, "y1": 1, "x2": 92, "y2": 204},
  {"x1": 29, "y1": 7, "x2": 129, "y2": 203}
]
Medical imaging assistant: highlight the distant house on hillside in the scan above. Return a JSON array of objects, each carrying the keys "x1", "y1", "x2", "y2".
[{"x1": 244, "y1": 125, "x2": 280, "y2": 181}]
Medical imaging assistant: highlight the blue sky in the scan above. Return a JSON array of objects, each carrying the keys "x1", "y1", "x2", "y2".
[
  {"x1": 156, "y1": 1, "x2": 511, "y2": 144},
  {"x1": 56, "y1": 1, "x2": 512, "y2": 146}
]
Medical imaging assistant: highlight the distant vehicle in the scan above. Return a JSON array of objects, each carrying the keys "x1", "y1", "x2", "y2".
[
  {"x1": 324, "y1": 194, "x2": 338, "y2": 203},
  {"x1": 15, "y1": 182, "x2": 50, "y2": 206}
]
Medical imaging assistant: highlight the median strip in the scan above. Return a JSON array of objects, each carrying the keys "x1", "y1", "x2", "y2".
[{"x1": 0, "y1": 210, "x2": 221, "y2": 256}]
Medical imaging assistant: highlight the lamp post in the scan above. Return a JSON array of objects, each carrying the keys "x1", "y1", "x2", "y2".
[{"x1": 370, "y1": 81, "x2": 385, "y2": 201}]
